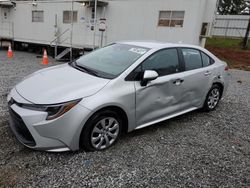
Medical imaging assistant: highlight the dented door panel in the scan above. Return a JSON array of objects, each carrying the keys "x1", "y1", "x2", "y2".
[
  {"x1": 135, "y1": 73, "x2": 185, "y2": 126},
  {"x1": 181, "y1": 66, "x2": 215, "y2": 109}
]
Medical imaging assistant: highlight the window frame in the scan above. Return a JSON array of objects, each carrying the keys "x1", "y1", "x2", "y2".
[
  {"x1": 179, "y1": 47, "x2": 215, "y2": 72},
  {"x1": 158, "y1": 10, "x2": 185, "y2": 28},
  {"x1": 91, "y1": 7, "x2": 95, "y2": 20},
  {"x1": 125, "y1": 47, "x2": 184, "y2": 81},
  {"x1": 63, "y1": 11, "x2": 78, "y2": 24},
  {"x1": 32, "y1": 10, "x2": 44, "y2": 23},
  {"x1": 200, "y1": 51, "x2": 215, "y2": 67}
]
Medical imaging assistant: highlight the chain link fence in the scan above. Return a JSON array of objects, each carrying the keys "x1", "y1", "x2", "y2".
[{"x1": 212, "y1": 15, "x2": 250, "y2": 38}]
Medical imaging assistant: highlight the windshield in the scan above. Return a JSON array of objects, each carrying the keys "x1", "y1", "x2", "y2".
[{"x1": 75, "y1": 43, "x2": 149, "y2": 79}]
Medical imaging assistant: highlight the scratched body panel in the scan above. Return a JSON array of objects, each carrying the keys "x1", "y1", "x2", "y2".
[
  {"x1": 180, "y1": 65, "x2": 215, "y2": 110},
  {"x1": 135, "y1": 73, "x2": 184, "y2": 126}
]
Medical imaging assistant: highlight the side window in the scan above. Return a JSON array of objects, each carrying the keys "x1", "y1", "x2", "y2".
[
  {"x1": 201, "y1": 52, "x2": 211, "y2": 67},
  {"x1": 142, "y1": 48, "x2": 180, "y2": 76},
  {"x1": 181, "y1": 48, "x2": 202, "y2": 71}
]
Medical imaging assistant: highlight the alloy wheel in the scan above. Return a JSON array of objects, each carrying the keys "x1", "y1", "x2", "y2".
[
  {"x1": 207, "y1": 88, "x2": 220, "y2": 109},
  {"x1": 91, "y1": 117, "x2": 120, "y2": 150}
]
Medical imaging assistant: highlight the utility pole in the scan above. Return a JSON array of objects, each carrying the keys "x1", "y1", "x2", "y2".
[
  {"x1": 93, "y1": 0, "x2": 97, "y2": 50},
  {"x1": 243, "y1": 0, "x2": 250, "y2": 49},
  {"x1": 70, "y1": 0, "x2": 74, "y2": 61},
  {"x1": 243, "y1": 16, "x2": 250, "y2": 49}
]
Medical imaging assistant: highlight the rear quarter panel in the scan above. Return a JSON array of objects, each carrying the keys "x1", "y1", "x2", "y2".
[{"x1": 212, "y1": 60, "x2": 230, "y2": 98}]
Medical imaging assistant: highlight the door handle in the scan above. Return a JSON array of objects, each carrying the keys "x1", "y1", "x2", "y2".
[
  {"x1": 173, "y1": 79, "x2": 184, "y2": 86},
  {"x1": 204, "y1": 71, "x2": 212, "y2": 76}
]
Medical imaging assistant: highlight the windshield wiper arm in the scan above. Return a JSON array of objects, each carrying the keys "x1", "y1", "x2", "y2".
[{"x1": 73, "y1": 61, "x2": 100, "y2": 77}]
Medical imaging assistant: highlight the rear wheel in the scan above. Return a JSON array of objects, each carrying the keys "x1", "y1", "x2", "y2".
[
  {"x1": 81, "y1": 110, "x2": 122, "y2": 151},
  {"x1": 203, "y1": 84, "x2": 221, "y2": 111}
]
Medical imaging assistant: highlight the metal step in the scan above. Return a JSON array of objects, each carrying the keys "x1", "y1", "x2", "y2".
[{"x1": 55, "y1": 48, "x2": 71, "y2": 60}]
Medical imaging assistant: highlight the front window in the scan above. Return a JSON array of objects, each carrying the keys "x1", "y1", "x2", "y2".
[
  {"x1": 142, "y1": 48, "x2": 180, "y2": 76},
  {"x1": 74, "y1": 44, "x2": 150, "y2": 79}
]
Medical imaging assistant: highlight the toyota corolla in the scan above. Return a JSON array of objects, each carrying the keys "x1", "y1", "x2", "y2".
[{"x1": 7, "y1": 42, "x2": 229, "y2": 152}]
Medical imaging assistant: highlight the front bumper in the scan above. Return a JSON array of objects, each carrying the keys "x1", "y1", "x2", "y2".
[{"x1": 8, "y1": 88, "x2": 92, "y2": 152}]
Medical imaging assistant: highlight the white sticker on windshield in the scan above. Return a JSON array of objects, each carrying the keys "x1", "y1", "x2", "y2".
[{"x1": 129, "y1": 48, "x2": 147, "y2": 55}]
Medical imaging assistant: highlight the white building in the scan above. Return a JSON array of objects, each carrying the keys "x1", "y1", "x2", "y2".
[{"x1": 0, "y1": 0, "x2": 218, "y2": 59}]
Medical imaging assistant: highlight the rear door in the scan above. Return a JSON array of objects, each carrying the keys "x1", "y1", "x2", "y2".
[
  {"x1": 133, "y1": 48, "x2": 185, "y2": 127},
  {"x1": 179, "y1": 48, "x2": 215, "y2": 109}
]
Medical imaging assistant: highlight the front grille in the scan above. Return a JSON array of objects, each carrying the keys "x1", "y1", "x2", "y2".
[{"x1": 9, "y1": 106, "x2": 36, "y2": 147}]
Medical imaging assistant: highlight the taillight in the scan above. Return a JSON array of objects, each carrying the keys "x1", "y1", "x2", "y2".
[{"x1": 225, "y1": 66, "x2": 229, "y2": 71}]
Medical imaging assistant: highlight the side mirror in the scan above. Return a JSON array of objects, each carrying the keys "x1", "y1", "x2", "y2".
[{"x1": 140, "y1": 70, "x2": 159, "y2": 86}]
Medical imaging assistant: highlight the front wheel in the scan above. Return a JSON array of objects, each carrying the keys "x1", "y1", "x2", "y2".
[
  {"x1": 203, "y1": 84, "x2": 221, "y2": 111},
  {"x1": 81, "y1": 110, "x2": 122, "y2": 151}
]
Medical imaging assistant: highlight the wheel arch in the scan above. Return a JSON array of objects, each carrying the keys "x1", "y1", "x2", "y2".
[
  {"x1": 93, "y1": 106, "x2": 129, "y2": 133},
  {"x1": 212, "y1": 82, "x2": 224, "y2": 99},
  {"x1": 79, "y1": 105, "x2": 129, "y2": 149}
]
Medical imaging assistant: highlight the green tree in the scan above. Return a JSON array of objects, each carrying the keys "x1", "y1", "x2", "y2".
[{"x1": 218, "y1": 0, "x2": 248, "y2": 15}]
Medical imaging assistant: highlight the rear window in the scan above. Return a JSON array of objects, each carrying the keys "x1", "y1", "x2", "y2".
[
  {"x1": 181, "y1": 48, "x2": 203, "y2": 71},
  {"x1": 201, "y1": 52, "x2": 211, "y2": 67}
]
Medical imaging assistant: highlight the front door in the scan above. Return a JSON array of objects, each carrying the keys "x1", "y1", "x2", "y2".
[{"x1": 134, "y1": 48, "x2": 185, "y2": 127}]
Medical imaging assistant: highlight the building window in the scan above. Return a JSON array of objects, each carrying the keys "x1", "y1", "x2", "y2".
[
  {"x1": 158, "y1": 11, "x2": 185, "y2": 27},
  {"x1": 4, "y1": 12, "x2": 7, "y2": 19},
  {"x1": 63, "y1": 11, "x2": 78, "y2": 23},
  {"x1": 91, "y1": 8, "x2": 95, "y2": 20},
  {"x1": 32, "y1": 11, "x2": 44, "y2": 22}
]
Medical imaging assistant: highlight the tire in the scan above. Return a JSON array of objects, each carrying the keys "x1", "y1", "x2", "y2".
[
  {"x1": 80, "y1": 110, "x2": 123, "y2": 151},
  {"x1": 203, "y1": 84, "x2": 222, "y2": 112}
]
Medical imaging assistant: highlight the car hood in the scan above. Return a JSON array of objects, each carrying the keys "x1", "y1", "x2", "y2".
[{"x1": 15, "y1": 64, "x2": 110, "y2": 104}]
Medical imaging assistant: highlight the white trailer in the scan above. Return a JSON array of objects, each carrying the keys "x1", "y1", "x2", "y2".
[{"x1": 0, "y1": 0, "x2": 218, "y2": 60}]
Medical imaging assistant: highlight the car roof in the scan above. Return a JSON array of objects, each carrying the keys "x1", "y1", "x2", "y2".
[{"x1": 118, "y1": 41, "x2": 202, "y2": 50}]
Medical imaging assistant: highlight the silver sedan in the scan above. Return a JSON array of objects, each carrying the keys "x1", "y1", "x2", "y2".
[{"x1": 7, "y1": 41, "x2": 230, "y2": 152}]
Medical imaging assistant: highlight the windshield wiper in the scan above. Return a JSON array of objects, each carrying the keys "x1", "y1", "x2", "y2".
[{"x1": 71, "y1": 61, "x2": 100, "y2": 77}]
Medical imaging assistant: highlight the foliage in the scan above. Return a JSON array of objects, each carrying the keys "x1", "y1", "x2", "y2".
[{"x1": 218, "y1": 0, "x2": 249, "y2": 15}]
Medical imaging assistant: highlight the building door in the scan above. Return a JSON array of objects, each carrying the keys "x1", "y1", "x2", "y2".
[
  {"x1": 0, "y1": 8, "x2": 12, "y2": 38},
  {"x1": 1, "y1": 8, "x2": 10, "y2": 22}
]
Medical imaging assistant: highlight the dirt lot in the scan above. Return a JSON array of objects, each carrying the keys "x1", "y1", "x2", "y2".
[
  {"x1": 206, "y1": 37, "x2": 250, "y2": 71},
  {"x1": 206, "y1": 46, "x2": 250, "y2": 71},
  {"x1": 0, "y1": 50, "x2": 250, "y2": 187}
]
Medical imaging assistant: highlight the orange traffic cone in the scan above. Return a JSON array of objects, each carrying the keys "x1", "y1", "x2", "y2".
[
  {"x1": 42, "y1": 49, "x2": 49, "y2": 65},
  {"x1": 7, "y1": 45, "x2": 13, "y2": 58}
]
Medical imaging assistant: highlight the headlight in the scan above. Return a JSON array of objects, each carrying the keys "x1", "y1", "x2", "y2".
[{"x1": 20, "y1": 99, "x2": 81, "y2": 120}]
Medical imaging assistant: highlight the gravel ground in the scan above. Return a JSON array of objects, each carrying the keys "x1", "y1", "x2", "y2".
[{"x1": 0, "y1": 50, "x2": 249, "y2": 188}]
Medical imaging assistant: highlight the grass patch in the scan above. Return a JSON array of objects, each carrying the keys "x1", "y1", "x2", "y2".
[
  {"x1": 206, "y1": 37, "x2": 250, "y2": 71},
  {"x1": 206, "y1": 37, "x2": 250, "y2": 50}
]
